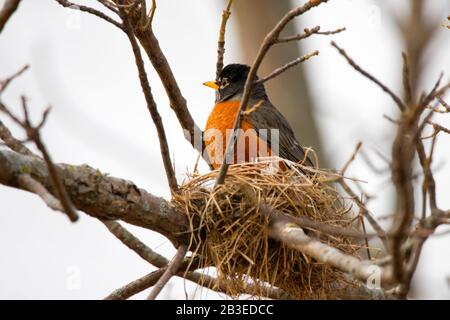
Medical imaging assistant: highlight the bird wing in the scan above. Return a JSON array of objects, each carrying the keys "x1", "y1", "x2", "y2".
[{"x1": 246, "y1": 100, "x2": 315, "y2": 167}]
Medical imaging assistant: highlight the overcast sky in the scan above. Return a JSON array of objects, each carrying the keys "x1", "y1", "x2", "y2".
[{"x1": 0, "y1": 0, "x2": 449, "y2": 299}]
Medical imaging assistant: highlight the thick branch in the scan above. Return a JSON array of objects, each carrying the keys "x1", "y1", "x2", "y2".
[
  {"x1": 0, "y1": 149, "x2": 189, "y2": 245},
  {"x1": 269, "y1": 219, "x2": 394, "y2": 287},
  {"x1": 1, "y1": 149, "x2": 383, "y2": 297},
  {"x1": 0, "y1": 0, "x2": 21, "y2": 33}
]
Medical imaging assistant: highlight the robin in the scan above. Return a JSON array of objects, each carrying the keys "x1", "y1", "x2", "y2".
[{"x1": 203, "y1": 63, "x2": 314, "y2": 170}]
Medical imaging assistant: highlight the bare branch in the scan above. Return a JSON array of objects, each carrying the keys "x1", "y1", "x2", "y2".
[
  {"x1": 216, "y1": 0, "x2": 233, "y2": 81},
  {"x1": 262, "y1": 204, "x2": 379, "y2": 240},
  {"x1": 55, "y1": 0, "x2": 210, "y2": 166},
  {"x1": 132, "y1": 22, "x2": 208, "y2": 163},
  {"x1": 340, "y1": 141, "x2": 362, "y2": 176},
  {"x1": 55, "y1": 0, "x2": 123, "y2": 29},
  {"x1": 337, "y1": 141, "x2": 371, "y2": 258},
  {"x1": 276, "y1": 26, "x2": 345, "y2": 43},
  {"x1": 0, "y1": 118, "x2": 34, "y2": 156},
  {"x1": 137, "y1": 0, "x2": 157, "y2": 31},
  {"x1": 0, "y1": 0, "x2": 21, "y2": 33},
  {"x1": 97, "y1": 0, "x2": 120, "y2": 14},
  {"x1": 256, "y1": 50, "x2": 319, "y2": 84},
  {"x1": 432, "y1": 96, "x2": 450, "y2": 113},
  {"x1": 402, "y1": 52, "x2": 412, "y2": 105},
  {"x1": 0, "y1": 99, "x2": 79, "y2": 222},
  {"x1": 269, "y1": 219, "x2": 393, "y2": 287},
  {"x1": 105, "y1": 263, "x2": 290, "y2": 300},
  {"x1": 0, "y1": 149, "x2": 189, "y2": 244},
  {"x1": 331, "y1": 41, "x2": 406, "y2": 111},
  {"x1": 0, "y1": 65, "x2": 29, "y2": 93},
  {"x1": 147, "y1": 244, "x2": 187, "y2": 300},
  {"x1": 16, "y1": 174, "x2": 66, "y2": 213},
  {"x1": 121, "y1": 12, "x2": 178, "y2": 192},
  {"x1": 338, "y1": 179, "x2": 388, "y2": 247},
  {"x1": 102, "y1": 222, "x2": 290, "y2": 300},
  {"x1": 102, "y1": 220, "x2": 174, "y2": 266},
  {"x1": 104, "y1": 269, "x2": 166, "y2": 300}
]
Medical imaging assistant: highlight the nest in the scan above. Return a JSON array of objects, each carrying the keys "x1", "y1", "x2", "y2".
[{"x1": 172, "y1": 157, "x2": 363, "y2": 299}]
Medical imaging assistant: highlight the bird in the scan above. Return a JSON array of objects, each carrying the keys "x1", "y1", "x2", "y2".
[{"x1": 203, "y1": 63, "x2": 314, "y2": 170}]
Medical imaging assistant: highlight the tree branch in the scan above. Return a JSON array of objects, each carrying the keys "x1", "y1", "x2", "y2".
[
  {"x1": 0, "y1": 119, "x2": 34, "y2": 156},
  {"x1": 216, "y1": 0, "x2": 233, "y2": 81},
  {"x1": 269, "y1": 219, "x2": 394, "y2": 287},
  {"x1": 0, "y1": 149, "x2": 189, "y2": 245},
  {"x1": 1, "y1": 148, "x2": 379, "y2": 298},
  {"x1": 133, "y1": 23, "x2": 208, "y2": 162},
  {"x1": 331, "y1": 41, "x2": 406, "y2": 111},
  {"x1": 104, "y1": 268, "x2": 166, "y2": 300},
  {"x1": 256, "y1": 50, "x2": 319, "y2": 84},
  {"x1": 0, "y1": 0, "x2": 21, "y2": 33},
  {"x1": 16, "y1": 173, "x2": 67, "y2": 213},
  {"x1": 276, "y1": 26, "x2": 345, "y2": 44},
  {"x1": 121, "y1": 11, "x2": 178, "y2": 192},
  {"x1": 147, "y1": 244, "x2": 187, "y2": 300},
  {"x1": 55, "y1": 0, "x2": 123, "y2": 30},
  {"x1": 0, "y1": 98, "x2": 79, "y2": 222}
]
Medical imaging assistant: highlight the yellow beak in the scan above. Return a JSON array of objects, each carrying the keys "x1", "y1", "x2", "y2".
[{"x1": 203, "y1": 81, "x2": 219, "y2": 90}]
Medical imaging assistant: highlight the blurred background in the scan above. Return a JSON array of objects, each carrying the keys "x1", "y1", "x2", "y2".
[{"x1": 0, "y1": 0, "x2": 449, "y2": 299}]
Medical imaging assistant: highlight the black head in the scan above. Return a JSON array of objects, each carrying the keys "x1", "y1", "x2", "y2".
[{"x1": 204, "y1": 63, "x2": 267, "y2": 103}]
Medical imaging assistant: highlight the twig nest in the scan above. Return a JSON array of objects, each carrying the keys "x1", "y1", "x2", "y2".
[{"x1": 172, "y1": 157, "x2": 362, "y2": 299}]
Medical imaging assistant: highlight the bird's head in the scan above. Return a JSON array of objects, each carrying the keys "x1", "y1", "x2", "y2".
[{"x1": 203, "y1": 64, "x2": 266, "y2": 103}]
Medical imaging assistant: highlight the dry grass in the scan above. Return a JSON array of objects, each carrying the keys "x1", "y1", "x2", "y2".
[{"x1": 172, "y1": 157, "x2": 363, "y2": 299}]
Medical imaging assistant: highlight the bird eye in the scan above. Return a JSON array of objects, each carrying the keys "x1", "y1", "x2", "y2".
[{"x1": 220, "y1": 77, "x2": 229, "y2": 89}]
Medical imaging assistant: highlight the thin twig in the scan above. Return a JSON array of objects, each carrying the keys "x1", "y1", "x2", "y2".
[
  {"x1": 97, "y1": 0, "x2": 120, "y2": 14},
  {"x1": 121, "y1": 12, "x2": 178, "y2": 191},
  {"x1": 0, "y1": 98, "x2": 79, "y2": 222},
  {"x1": 276, "y1": 26, "x2": 345, "y2": 43},
  {"x1": 147, "y1": 244, "x2": 187, "y2": 300},
  {"x1": 269, "y1": 219, "x2": 393, "y2": 286},
  {"x1": 256, "y1": 50, "x2": 319, "y2": 84},
  {"x1": 105, "y1": 264, "x2": 290, "y2": 300},
  {"x1": 104, "y1": 269, "x2": 166, "y2": 300},
  {"x1": 0, "y1": 118, "x2": 34, "y2": 156},
  {"x1": 55, "y1": 0, "x2": 123, "y2": 29},
  {"x1": 338, "y1": 179, "x2": 388, "y2": 248},
  {"x1": 0, "y1": 0, "x2": 21, "y2": 33},
  {"x1": 436, "y1": 96, "x2": 450, "y2": 112},
  {"x1": 340, "y1": 141, "x2": 362, "y2": 176},
  {"x1": 337, "y1": 141, "x2": 371, "y2": 258},
  {"x1": 0, "y1": 65, "x2": 29, "y2": 93},
  {"x1": 102, "y1": 220, "x2": 173, "y2": 266},
  {"x1": 17, "y1": 174, "x2": 66, "y2": 213},
  {"x1": 216, "y1": 0, "x2": 233, "y2": 82},
  {"x1": 331, "y1": 41, "x2": 406, "y2": 111},
  {"x1": 131, "y1": 16, "x2": 209, "y2": 164},
  {"x1": 402, "y1": 52, "x2": 412, "y2": 105}
]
